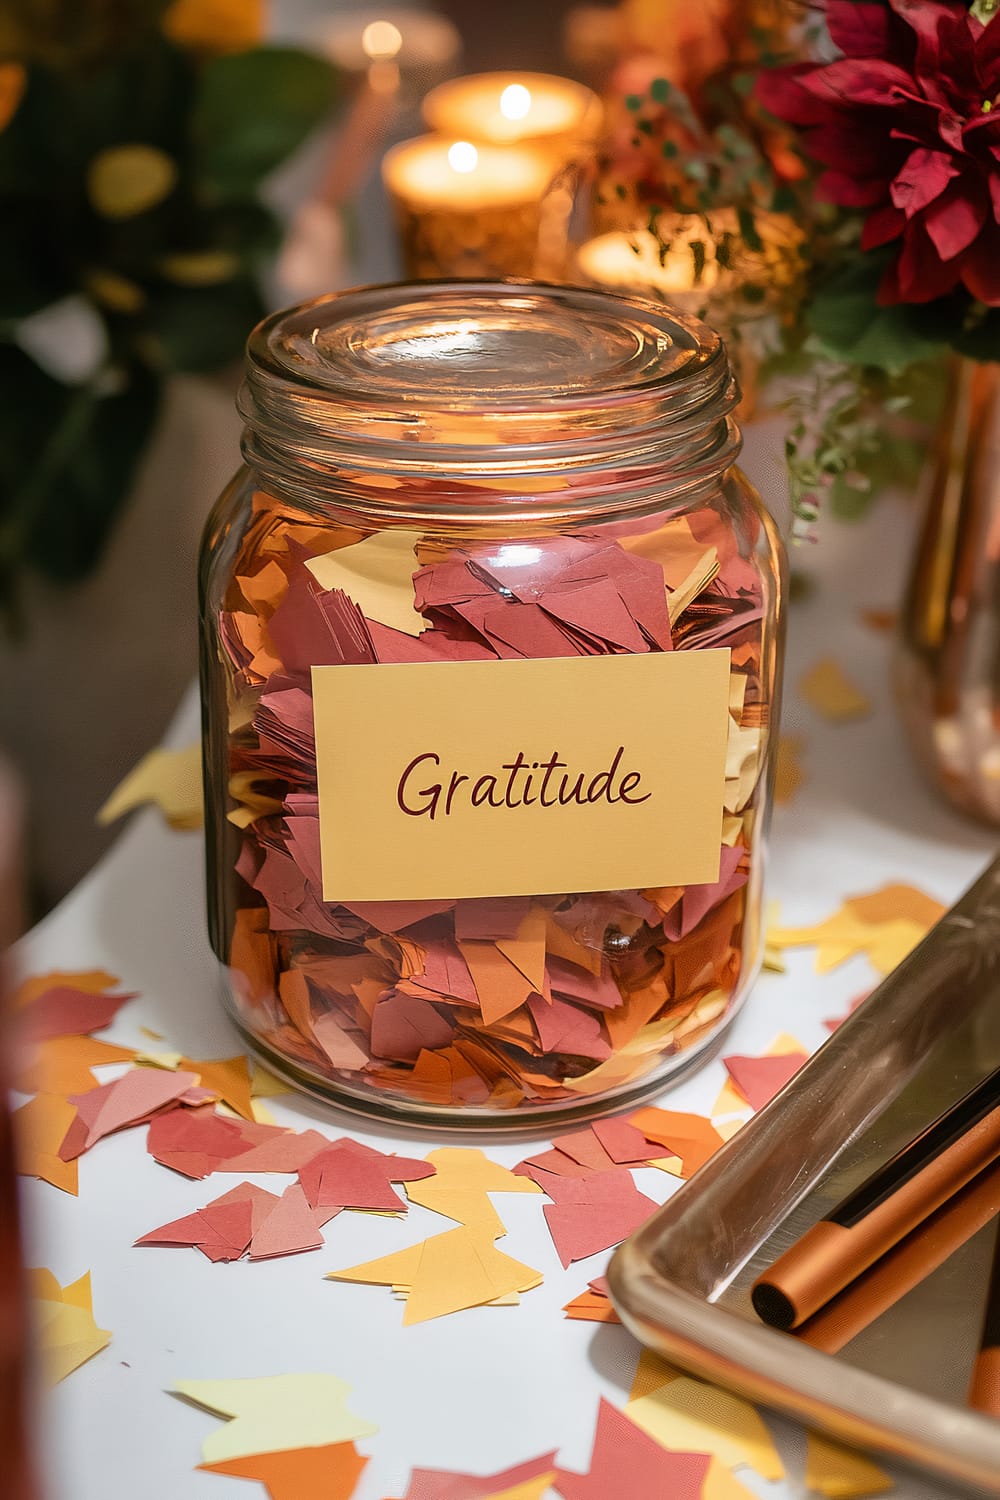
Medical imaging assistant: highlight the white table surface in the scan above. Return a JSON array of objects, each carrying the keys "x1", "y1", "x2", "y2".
[{"x1": 16, "y1": 462, "x2": 999, "y2": 1500}]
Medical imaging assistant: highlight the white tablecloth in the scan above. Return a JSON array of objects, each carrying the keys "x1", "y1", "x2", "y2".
[{"x1": 16, "y1": 473, "x2": 998, "y2": 1500}]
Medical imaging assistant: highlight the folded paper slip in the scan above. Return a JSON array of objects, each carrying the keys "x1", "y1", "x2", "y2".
[{"x1": 753, "y1": 1063, "x2": 1000, "y2": 1330}]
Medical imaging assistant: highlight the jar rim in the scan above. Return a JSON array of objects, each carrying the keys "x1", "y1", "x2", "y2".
[{"x1": 239, "y1": 279, "x2": 741, "y2": 520}]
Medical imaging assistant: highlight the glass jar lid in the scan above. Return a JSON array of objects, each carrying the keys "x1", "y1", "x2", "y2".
[{"x1": 239, "y1": 280, "x2": 740, "y2": 520}]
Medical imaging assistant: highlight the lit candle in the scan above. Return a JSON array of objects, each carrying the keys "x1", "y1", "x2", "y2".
[
  {"x1": 422, "y1": 71, "x2": 602, "y2": 152},
  {"x1": 382, "y1": 134, "x2": 559, "y2": 278},
  {"x1": 319, "y1": 7, "x2": 461, "y2": 82},
  {"x1": 577, "y1": 214, "x2": 804, "y2": 414},
  {"x1": 576, "y1": 225, "x2": 723, "y2": 308}
]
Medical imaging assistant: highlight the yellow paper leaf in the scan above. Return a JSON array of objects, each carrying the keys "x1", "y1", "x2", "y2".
[
  {"x1": 404, "y1": 1147, "x2": 541, "y2": 1236},
  {"x1": 488, "y1": 1476, "x2": 558, "y2": 1500},
  {"x1": 32, "y1": 1270, "x2": 111, "y2": 1385},
  {"x1": 805, "y1": 1432, "x2": 893, "y2": 1497},
  {"x1": 625, "y1": 1375, "x2": 784, "y2": 1480},
  {"x1": 800, "y1": 659, "x2": 871, "y2": 722},
  {"x1": 174, "y1": 1374, "x2": 377, "y2": 1464},
  {"x1": 306, "y1": 531, "x2": 427, "y2": 637},
  {"x1": 629, "y1": 1348, "x2": 680, "y2": 1402},
  {"x1": 328, "y1": 1225, "x2": 543, "y2": 1325},
  {"x1": 702, "y1": 1458, "x2": 760, "y2": 1499},
  {"x1": 768, "y1": 883, "x2": 941, "y2": 978},
  {"x1": 97, "y1": 743, "x2": 203, "y2": 829},
  {"x1": 87, "y1": 144, "x2": 178, "y2": 219},
  {"x1": 712, "y1": 1080, "x2": 751, "y2": 1118},
  {"x1": 179, "y1": 1054, "x2": 253, "y2": 1121},
  {"x1": 252, "y1": 1064, "x2": 293, "y2": 1099}
]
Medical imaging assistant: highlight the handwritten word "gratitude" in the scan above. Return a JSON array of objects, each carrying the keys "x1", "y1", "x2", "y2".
[{"x1": 396, "y1": 747, "x2": 651, "y2": 820}]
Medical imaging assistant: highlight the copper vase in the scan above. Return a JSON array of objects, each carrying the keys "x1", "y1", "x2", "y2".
[{"x1": 895, "y1": 359, "x2": 1000, "y2": 824}]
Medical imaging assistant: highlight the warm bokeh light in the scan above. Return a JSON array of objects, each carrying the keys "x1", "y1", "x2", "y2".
[
  {"x1": 499, "y1": 83, "x2": 532, "y2": 121},
  {"x1": 447, "y1": 140, "x2": 479, "y2": 173},
  {"x1": 361, "y1": 19, "x2": 403, "y2": 60}
]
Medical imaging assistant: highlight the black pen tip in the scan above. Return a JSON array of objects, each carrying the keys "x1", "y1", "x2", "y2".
[{"x1": 752, "y1": 1282, "x2": 796, "y2": 1330}]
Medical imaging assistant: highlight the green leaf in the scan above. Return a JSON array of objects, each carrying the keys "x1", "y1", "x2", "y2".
[
  {"x1": 145, "y1": 276, "x2": 264, "y2": 372},
  {"x1": 194, "y1": 47, "x2": 338, "y2": 198},
  {"x1": 806, "y1": 254, "x2": 947, "y2": 373},
  {"x1": 0, "y1": 347, "x2": 162, "y2": 602},
  {"x1": 23, "y1": 365, "x2": 162, "y2": 584}
]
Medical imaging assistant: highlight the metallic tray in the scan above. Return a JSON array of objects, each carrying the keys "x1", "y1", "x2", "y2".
[{"x1": 609, "y1": 853, "x2": 1000, "y2": 1496}]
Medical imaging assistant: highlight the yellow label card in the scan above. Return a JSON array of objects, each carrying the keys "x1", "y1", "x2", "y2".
[{"x1": 312, "y1": 651, "x2": 731, "y2": 901}]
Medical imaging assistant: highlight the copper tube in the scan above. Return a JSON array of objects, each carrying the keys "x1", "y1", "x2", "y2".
[
  {"x1": 753, "y1": 1092, "x2": 1000, "y2": 1330},
  {"x1": 970, "y1": 1226, "x2": 1000, "y2": 1417},
  {"x1": 794, "y1": 1160, "x2": 1000, "y2": 1355}
]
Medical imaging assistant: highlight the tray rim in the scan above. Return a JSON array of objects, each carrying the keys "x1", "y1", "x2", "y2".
[{"x1": 609, "y1": 853, "x2": 1000, "y2": 1497}]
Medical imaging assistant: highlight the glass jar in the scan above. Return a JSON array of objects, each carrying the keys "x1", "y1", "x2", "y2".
[{"x1": 199, "y1": 281, "x2": 785, "y2": 1125}]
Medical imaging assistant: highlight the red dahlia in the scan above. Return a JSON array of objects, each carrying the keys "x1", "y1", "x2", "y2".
[{"x1": 756, "y1": 0, "x2": 1000, "y2": 305}]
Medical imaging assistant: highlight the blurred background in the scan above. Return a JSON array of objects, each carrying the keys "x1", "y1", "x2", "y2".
[{"x1": 1, "y1": 0, "x2": 808, "y2": 919}]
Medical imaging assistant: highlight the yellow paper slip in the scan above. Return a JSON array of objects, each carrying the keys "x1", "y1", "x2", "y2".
[{"x1": 174, "y1": 1374, "x2": 377, "y2": 1464}]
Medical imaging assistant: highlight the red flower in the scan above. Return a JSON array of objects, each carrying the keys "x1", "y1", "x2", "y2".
[{"x1": 756, "y1": 0, "x2": 1000, "y2": 305}]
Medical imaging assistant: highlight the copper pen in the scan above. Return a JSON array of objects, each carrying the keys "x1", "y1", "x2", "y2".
[
  {"x1": 969, "y1": 1224, "x2": 1000, "y2": 1417},
  {"x1": 752, "y1": 1064, "x2": 1000, "y2": 1331}
]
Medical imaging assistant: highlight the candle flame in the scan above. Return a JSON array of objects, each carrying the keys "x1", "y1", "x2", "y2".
[
  {"x1": 500, "y1": 83, "x2": 532, "y2": 121},
  {"x1": 497, "y1": 83, "x2": 530, "y2": 121},
  {"x1": 361, "y1": 19, "x2": 403, "y2": 60},
  {"x1": 447, "y1": 140, "x2": 479, "y2": 173}
]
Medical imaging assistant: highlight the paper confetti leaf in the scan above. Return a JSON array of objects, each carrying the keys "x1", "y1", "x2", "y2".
[
  {"x1": 298, "y1": 1139, "x2": 434, "y2": 1213},
  {"x1": 199, "y1": 1441, "x2": 368, "y2": 1500},
  {"x1": 625, "y1": 1374, "x2": 784, "y2": 1481},
  {"x1": 702, "y1": 1461, "x2": 761, "y2": 1499},
  {"x1": 14, "y1": 1093, "x2": 79, "y2": 1194},
  {"x1": 629, "y1": 1108, "x2": 725, "y2": 1178},
  {"x1": 174, "y1": 1374, "x2": 377, "y2": 1464},
  {"x1": 391, "y1": 1453, "x2": 559, "y2": 1500},
  {"x1": 804, "y1": 1432, "x2": 893, "y2": 1497},
  {"x1": 404, "y1": 1147, "x2": 541, "y2": 1237},
  {"x1": 563, "y1": 1276, "x2": 621, "y2": 1324},
  {"x1": 19, "y1": 982, "x2": 135, "y2": 1043},
  {"x1": 32, "y1": 1270, "x2": 111, "y2": 1385},
  {"x1": 554, "y1": 1398, "x2": 711, "y2": 1500},
  {"x1": 61, "y1": 1068, "x2": 202, "y2": 1158},
  {"x1": 722, "y1": 1048, "x2": 809, "y2": 1112},
  {"x1": 13, "y1": 969, "x2": 121, "y2": 1008},
  {"x1": 15, "y1": 1033, "x2": 136, "y2": 1095},
  {"x1": 799, "y1": 659, "x2": 871, "y2": 722},
  {"x1": 97, "y1": 743, "x2": 203, "y2": 829},
  {"x1": 768, "y1": 883, "x2": 943, "y2": 977},
  {"x1": 178, "y1": 1055, "x2": 254, "y2": 1122},
  {"x1": 540, "y1": 1170, "x2": 658, "y2": 1268},
  {"x1": 328, "y1": 1225, "x2": 543, "y2": 1325},
  {"x1": 306, "y1": 531, "x2": 427, "y2": 637}
]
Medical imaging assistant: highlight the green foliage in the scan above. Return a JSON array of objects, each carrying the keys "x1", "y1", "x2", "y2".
[
  {"x1": 806, "y1": 254, "x2": 949, "y2": 373},
  {"x1": 194, "y1": 47, "x2": 337, "y2": 200},
  {"x1": 0, "y1": 27, "x2": 337, "y2": 618}
]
